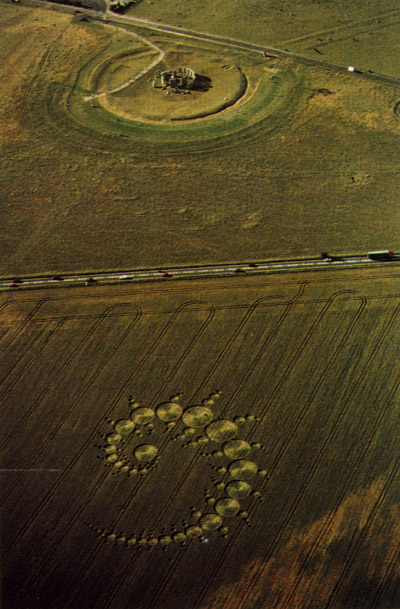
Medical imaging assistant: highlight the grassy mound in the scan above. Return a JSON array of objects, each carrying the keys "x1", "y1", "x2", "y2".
[
  {"x1": 61, "y1": 35, "x2": 302, "y2": 150},
  {"x1": 97, "y1": 47, "x2": 247, "y2": 122}
]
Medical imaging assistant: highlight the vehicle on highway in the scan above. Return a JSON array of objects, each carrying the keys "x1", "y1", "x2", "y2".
[
  {"x1": 347, "y1": 65, "x2": 363, "y2": 74},
  {"x1": 321, "y1": 252, "x2": 343, "y2": 261},
  {"x1": 368, "y1": 250, "x2": 394, "y2": 261}
]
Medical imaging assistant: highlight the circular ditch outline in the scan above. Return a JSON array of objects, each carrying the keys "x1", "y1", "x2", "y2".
[
  {"x1": 28, "y1": 19, "x2": 305, "y2": 155},
  {"x1": 67, "y1": 59, "x2": 300, "y2": 146}
]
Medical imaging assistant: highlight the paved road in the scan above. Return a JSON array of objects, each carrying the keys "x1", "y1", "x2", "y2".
[
  {"x1": 1, "y1": 256, "x2": 398, "y2": 290},
  {"x1": 5, "y1": 2, "x2": 399, "y2": 292},
  {"x1": 105, "y1": 12, "x2": 400, "y2": 89},
  {"x1": 21, "y1": 0, "x2": 400, "y2": 89}
]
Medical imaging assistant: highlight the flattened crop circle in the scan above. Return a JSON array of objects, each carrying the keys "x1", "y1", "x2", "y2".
[
  {"x1": 114, "y1": 419, "x2": 135, "y2": 434},
  {"x1": 200, "y1": 513, "x2": 223, "y2": 530},
  {"x1": 222, "y1": 439, "x2": 251, "y2": 459},
  {"x1": 228, "y1": 459, "x2": 258, "y2": 480},
  {"x1": 182, "y1": 406, "x2": 213, "y2": 428},
  {"x1": 185, "y1": 525, "x2": 203, "y2": 538},
  {"x1": 131, "y1": 407, "x2": 155, "y2": 424},
  {"x1": 156, "y1": 401, "x2": 183, "y2": 422},
  {"x1": 206, "y1": 420, "x2": 238, "y2": 442},
  {"x1": 214, "y1": 497, "x2": 240, "y2": 517},
  {"x1": 225, "y1": 480, "x2": 252, "y2": 499},
  {"x1": 134, "y1": 444, "x2": 158, "y2": 462}
]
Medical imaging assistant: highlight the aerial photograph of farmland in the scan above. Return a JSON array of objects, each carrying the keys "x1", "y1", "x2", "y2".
[{"x1": 1, "y1": 0, "x2": 399, "y2": 608}]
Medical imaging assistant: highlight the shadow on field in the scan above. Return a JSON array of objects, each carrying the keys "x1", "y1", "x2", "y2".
[{"x1": 192, "y1": 74, "x2": 212, "y2": 92}]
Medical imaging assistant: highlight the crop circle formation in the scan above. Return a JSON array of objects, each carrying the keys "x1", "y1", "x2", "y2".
[{"x1": 93, "y1": 390, "x2": 268, "y2": 549}]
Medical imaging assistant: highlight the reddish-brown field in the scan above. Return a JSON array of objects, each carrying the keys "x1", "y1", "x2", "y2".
[{"x1": 1, "y1": 266, "x2": 400, "y2": 609}]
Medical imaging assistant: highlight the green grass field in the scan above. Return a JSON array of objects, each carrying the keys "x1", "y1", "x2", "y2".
[
  {"x1": 0, "y1": 3, "x2": 400, "y2": 276},
  {"x1": 1, "y1": 267, "x2": 399, "y2": 609},
  {"x1": 129, "y1": 0, "x2": 400, "y2": 52}
]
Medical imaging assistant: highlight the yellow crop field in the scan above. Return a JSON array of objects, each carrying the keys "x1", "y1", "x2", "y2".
[{"x1": 1, "y1": 266, "x2": 400, "y2": 609}]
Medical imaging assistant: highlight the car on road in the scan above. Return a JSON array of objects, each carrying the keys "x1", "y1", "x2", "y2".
[
  {"x1": 368, "y1": 250, "x2": 394, "y2": 261},
  {"x1": 347, "y1": 66, "x2": 363, "y2": 74}
]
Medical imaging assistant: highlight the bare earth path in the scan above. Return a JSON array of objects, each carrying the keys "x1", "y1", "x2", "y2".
[{"x1": 83, "y1": 23, "x2": 164, "y2": 100}]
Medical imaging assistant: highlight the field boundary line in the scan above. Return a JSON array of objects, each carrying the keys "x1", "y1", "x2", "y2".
[
  {"x1": 142, "y1": 285, "x2": 310, "y2": 609},
  {"x1": 325, "y1": 440, "x2": 400, "y2": 609},
  {"x1": 61, "y1": 303, "x2": 216, "y2": 609},
  {"x1": 195, "y1": 290, "x2": 366, "y2": 609},
  {"x1": 8, "y1": 300, "x2": 207, "y2": 597},
  {"x1": 233, "y1": 299, "x2": 400, "y2": 609},
  {"x1": 0, "y1": 303, "x2": 134, "y2": 495},
  {"x1": 96, "y1": 291, "x2": 296, "y2": 609},
  {"x1": 0, "y1": 320, "x2": 63, "y2": 400},
  {"x1": 0, "y1": 299, "x2": 49, "y2": 364},
  {"x1": 277, "y1": 7, "x2": 400, "y2": 46},
  {"x1": 368, "y1": 531, "x2": 400, "y2": 609},
  {"x1": 280, "y1": 307, "x2": 400, "y2": 607}
]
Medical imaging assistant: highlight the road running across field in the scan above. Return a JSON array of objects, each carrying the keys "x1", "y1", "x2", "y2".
[
  {"x1": 105, "y1": 11, "x2": 400, "y2": 89},
  {"x1": 1, "y1": 255, "x2": 399, "y2": 290},
  {"x1": 22, "y1": 0, "x2": 400, "y2": 90}
]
